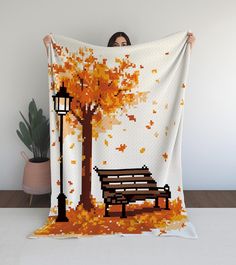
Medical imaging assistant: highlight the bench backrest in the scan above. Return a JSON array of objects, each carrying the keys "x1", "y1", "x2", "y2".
[{"x1": 94, "y1": 165, "x2": 158, "y2": 194}]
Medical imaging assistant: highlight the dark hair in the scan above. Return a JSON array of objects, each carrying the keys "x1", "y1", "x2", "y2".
[{"x1": 107, "y1": 32, "x2": 131, "y2": 47}]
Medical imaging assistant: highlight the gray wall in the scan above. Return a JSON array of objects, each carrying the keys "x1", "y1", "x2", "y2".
[{"x1": 0, "y1": 0, "x2": 235, "y2": 189}]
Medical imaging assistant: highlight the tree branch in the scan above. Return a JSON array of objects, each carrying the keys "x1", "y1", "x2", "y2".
[{"x1": 71, "y1": 108, "x2": 83, "y2": 125}]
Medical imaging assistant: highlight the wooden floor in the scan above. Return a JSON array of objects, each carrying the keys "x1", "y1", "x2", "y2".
[{"x1": 0, "y1": 190, "x2": 235, "y2": 208}]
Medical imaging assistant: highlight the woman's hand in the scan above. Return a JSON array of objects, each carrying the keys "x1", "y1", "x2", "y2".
[
  {"x1": 43, "y1": 34, "x2": 52, "y2": 49},
  {"x1": 187, "y1": 32, "x2": 196, "y2": 50}
]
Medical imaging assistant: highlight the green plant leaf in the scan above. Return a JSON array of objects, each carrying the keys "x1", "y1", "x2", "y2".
[
  {"x1": 29, "y1": 99, "x2": 38, "y2": 125},
  {"x1": 16, "y1": 129, "x2": 32, "y2": 151},
  {"x1": 18, "y1": 98, "x2": 49, "y2": 159},
  {"x1": 19, "y1": 111, "x2": 31, "y2": 132}
]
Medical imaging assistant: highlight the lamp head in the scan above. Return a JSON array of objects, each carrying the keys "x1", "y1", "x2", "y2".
[{"x1": 52, "y1": 82, "x2": 73, "y2": 115}]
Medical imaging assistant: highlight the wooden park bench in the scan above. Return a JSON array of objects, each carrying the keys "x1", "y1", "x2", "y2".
[{"x1": 93, "y1": 165, "x2": 171, "y2": 218}]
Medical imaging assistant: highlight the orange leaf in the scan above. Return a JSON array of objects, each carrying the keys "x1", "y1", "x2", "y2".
[
  {"x1": 116, "y1": 144, "x2": 127, "y2": 152},
  {"x1": 69, "y1": 143, "x2": 75, "y2": 149},
  {"x1": 126, "y1": 114, "x2": 136, "y2": 122},
  {"x1": 162, "y1": 152, "x2": 168, "y2": 162},
  {"x1": 139, "y1": 147, "x2": 145, "y2": 153}
]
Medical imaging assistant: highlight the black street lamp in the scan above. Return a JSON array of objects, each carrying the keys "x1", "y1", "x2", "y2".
[{"x1": 52, "y1": 81, "x2": 73, "y2": 222}]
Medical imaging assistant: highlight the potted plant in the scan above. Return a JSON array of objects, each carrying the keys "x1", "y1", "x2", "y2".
[{"x1": 16, "y1": 99, "x2": 51, "y2": 204}]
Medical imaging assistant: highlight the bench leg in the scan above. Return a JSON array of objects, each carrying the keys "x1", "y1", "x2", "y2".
[
  {"x1": 121, "y1": 204, "x2": 127, "y2": 218},
  {"x1": 165, "y1": 198, "x2": 170, "y2": 210},
  {"x1": 154, "y1": 197, "x2": 160, "y2": 209},
  {"x1": 104, "y1": 203, "x2": 110, "y2": 217}
]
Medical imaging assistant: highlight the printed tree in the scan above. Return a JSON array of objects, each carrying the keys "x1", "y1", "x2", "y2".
[{"x1": 50, "y1": 43, "x2": 149, "y2": 210}]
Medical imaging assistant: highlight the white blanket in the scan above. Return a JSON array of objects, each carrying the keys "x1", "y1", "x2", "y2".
[{"x1": 32, "y1": 31, "x2": 197, "y2": 239}]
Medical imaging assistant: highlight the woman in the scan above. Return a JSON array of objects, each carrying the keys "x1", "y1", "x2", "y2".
[{"x1": 43, "y1": 31, "x2": 196, "y2": 50}]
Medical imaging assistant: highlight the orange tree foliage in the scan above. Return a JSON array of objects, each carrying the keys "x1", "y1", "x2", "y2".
[{"x1": 49, "y1": 44, "x2": 149, "y2": 139}]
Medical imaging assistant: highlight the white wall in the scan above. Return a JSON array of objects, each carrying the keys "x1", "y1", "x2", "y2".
[{"x1": 0, "y1": 0, "x2": 235, "y2": 190}]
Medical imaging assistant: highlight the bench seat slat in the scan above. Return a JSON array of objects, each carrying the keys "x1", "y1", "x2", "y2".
[
  {"x1": 103, "y1": 183, "x2": 157, "y2": 189},
  {"x1": 97, "y1": 169, "x2": 151, "y2": 176},
  {"x1": 102, "y1": 176, "x2": 155, "y2": 183},
  {"x1": 117, "y1": 190, "x2": 169, "y2": 196}
]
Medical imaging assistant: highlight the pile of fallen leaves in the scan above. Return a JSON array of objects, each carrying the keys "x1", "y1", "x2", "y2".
[{"x1": 33, "y1": 197, "x2": 187, "y2": 237}]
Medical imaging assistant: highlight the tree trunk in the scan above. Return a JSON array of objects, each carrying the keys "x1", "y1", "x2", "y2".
[{"x1": 79, "y1": 113, "x2": 94, "y2": 211}]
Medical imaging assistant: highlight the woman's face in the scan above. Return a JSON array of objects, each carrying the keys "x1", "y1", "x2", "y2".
[{"x1": 113, "y1": 36, "x2": 128, "y2": 47}]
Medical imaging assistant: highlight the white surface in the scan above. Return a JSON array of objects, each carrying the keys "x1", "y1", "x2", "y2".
[
  {"x1": 1, "y1": 0, "x2": 236, "y2": 190},
  {"x1": 0, "y1": 208, "x2": 236, "y2": 265}
]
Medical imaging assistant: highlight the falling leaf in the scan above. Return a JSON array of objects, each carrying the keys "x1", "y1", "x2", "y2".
[
  {"x1": 116, "y1": 144, "x2": 127, "y2": 152},
  {"x1": 68, "y1": 181, "x2": 73, "y2": 185},
  {"x1": 139, "y1": 147, "x2": 145, "y2": 153},
  {"x1": 126, "y1": 114, "x2": 136, "y2": 122},
  {"x1": 69, "y1": 189, "x2": 75, "y2": 194},
  {"x1": 181, "y1": 83, "x2": 186, "y2": 88},
  {"x1": 156, "y1": 79, "x2": 160, "y2": 83},
  {"x1": 69, "y1": 143, "x2": 75, "y2": 149},
  {"x1": 51, "y1": 142, "x2": 56, "y2": 146},
  {"x1": 102, "y1": 161, "x2": 107, "y2": 165},
  {"x1": 177, "y1": 186, "x2": 181, "y2": 192},
  {"x1": 152, "y1": 100, "x2": 158, "y2": 105},
  {"x1": 71, "y1": 160, "x2": 76, "y2": 164},
  {"x1": 162, "y1": 152, "x2": 168, "y2": 161},
  {"x1": 146, "y1": 120, "x2": 154, "y2": 129},
  {"x1": 165, "y1": 52, "x2": 169, "y2": 55},
  {"x1": 107, "y1": 134, "x2": 112, "y2": 138},
  {"x1": 140, "y1": 65, "x2": 144, "y2": 68},
  {"x1": 180, "y1": 99, "x2": 184, "y2": 106},
  {"x1": 56, "y1": 180, "x2": 60, "y2": 186},
  {"x1": 152, "y1": 69, "x2": 158, "y2": 74},
  {"x1": 154, "y1": 132, "x2": 159, "y2": 138},
  {"x1": 104, "y1": 139, "x2": 109, "y2": 146},
  {"x1": 165, "y1": 103, "x2": 168, "y2": 110},
  {"x1": 82, "y1": 155, "x2": 86, "y2": 161},
  {"x1": 153, "y1": 109, "x2": 157, "y2": 114}
]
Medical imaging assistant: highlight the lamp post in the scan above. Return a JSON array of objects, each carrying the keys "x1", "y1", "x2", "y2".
[{"x1": 52, "y1": 81, "x2": 73, "y2": 222}]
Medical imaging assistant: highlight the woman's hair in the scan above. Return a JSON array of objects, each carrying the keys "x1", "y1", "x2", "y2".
[{"x1": 107, "y1": 32, "x2": 131, "y2": 47}]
